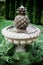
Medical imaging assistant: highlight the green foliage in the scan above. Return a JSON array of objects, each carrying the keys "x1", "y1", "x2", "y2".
[
  {"x1": 0, "y1": 40, "x2": 14, "y2": 55},
  {"x1": 0, "y1": 1, "x2": 5, "y2": 17},
  {"x1": 26, "y1": 0, "x2": 34, "y2": 23},
  {"x1": 41, "y1": 10, "x2": 43, "y2": 25},
  {"x1": 9, "y1": 0, "x2": 15, "y2": 20},
  {"x1": 0, "y1": 40, "x2": 43, "y2": 65},
  {"x1": 5, "y1": 0, "x2": 10, "y2": 19}
]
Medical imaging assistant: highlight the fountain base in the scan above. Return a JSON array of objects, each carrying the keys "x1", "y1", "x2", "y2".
[{"x1": 16, "y1": 45, "x2": 25, "y2": 52}]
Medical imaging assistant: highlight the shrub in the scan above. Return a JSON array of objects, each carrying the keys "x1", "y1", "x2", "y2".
[
  {"x1": 0, "y1": 40, "x2": 43, "y2": 65},
  {"x1": 41, "y1": 10, "x2": 43, "y2": 25}
]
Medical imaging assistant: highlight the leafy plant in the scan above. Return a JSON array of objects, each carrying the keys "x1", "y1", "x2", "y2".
[{"x1": 0, "y1": 40, "x2": 43, "y2": 65}]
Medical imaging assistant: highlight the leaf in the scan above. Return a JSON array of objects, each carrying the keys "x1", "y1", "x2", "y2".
[{"x1": 0, "y1": 40, "x2": 15, "y2": 56}]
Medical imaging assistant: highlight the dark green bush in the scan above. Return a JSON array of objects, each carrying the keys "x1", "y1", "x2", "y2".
[
  {"x1": 41, "y1": 10, "x2": 43, "y2": 25},
  {"x1": 0, "y1": 1, "x2": 5, "y2": 17},
  {"x1": 0, "y1": 40, "x2": 43, "y2": 65},
  {"x1": 0, "y1": 0, "x2": 43, "y2": 25},
  {"x1": 5, "y1": 0, "x2": 10, "y2": 19}
]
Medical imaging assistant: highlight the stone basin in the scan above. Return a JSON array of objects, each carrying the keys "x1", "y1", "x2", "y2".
[{"x1": 1, "y1": 25, "x2": 40, "y2": 45}]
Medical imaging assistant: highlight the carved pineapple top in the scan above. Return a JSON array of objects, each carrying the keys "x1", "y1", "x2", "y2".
[
  {"x1": 14, "y1": 5, "x2": 30, "y2": 32},
  {"x1": 16, "y1": 5, "x2": 27, "y2": 15}
]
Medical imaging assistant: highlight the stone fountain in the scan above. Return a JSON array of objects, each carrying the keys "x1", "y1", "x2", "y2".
[{"x1": 1, "y1": 6, "x2": 40, "y2": 52}]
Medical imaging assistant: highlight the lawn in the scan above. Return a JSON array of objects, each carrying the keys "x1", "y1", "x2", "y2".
[{"x1": 0, "y1": 19, "x2": 13, "y2": 43}]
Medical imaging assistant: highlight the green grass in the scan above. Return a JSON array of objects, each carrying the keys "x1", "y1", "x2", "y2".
[
  {"x1": 0, "y1": 18, "x2": 43, "y2": 44},
  {"x1": 0, "y1": 19, "x2": 13, "y2": 43}
]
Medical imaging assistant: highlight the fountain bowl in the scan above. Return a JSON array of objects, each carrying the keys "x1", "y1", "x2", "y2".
[{"x1": 1, "y1": 25, "x2": 40, "y2": 45}]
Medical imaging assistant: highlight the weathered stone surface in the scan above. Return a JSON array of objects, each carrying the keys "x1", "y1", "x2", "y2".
[{"x1": 1, "y1": 25, "x2": 40, "y2": 45}]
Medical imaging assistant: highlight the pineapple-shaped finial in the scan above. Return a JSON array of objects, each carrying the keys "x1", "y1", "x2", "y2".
[{"x1": 14, "y1": 5, "x2": 30, "y2": 31}]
